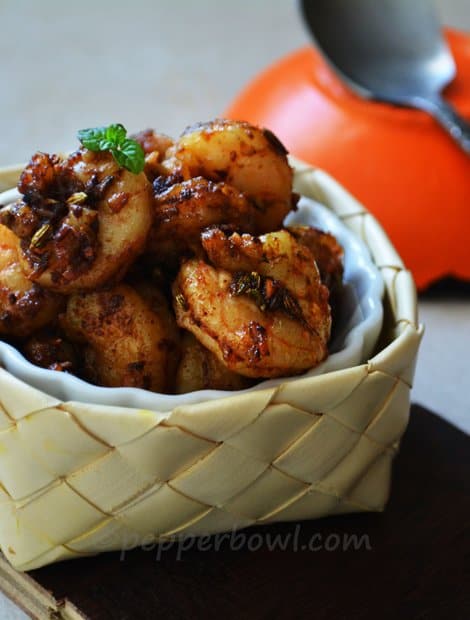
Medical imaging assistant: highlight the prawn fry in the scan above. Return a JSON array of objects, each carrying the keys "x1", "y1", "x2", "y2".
[
  {"x1": 164, "y1": 119, "x2": 296, "y2": 232},
  {"x1": 0, "y1": 149, "x2": 153, "y2": 293},
  {"x1": 63, "y1": 283, "x2": 180, "y2": 392},
  {"x1": 173, "y1": 228, "x2": 331, "y2": 378}
]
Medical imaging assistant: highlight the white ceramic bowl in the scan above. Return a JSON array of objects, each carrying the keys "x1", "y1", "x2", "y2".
[{"x1": 0, "y1": 196, "x2": 383, "y2": 410}]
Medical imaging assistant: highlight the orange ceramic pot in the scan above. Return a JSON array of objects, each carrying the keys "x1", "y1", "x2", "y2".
[{"x1": 226, "y1": 29, "x2": 470, "y2": 290}]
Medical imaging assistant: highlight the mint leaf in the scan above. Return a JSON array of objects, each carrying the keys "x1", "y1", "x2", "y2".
[
  {"x1": 77, "y1": 124, "x2": 145, "y2": 174},
  {"x1": 105, "y1": 123, "x2": 127, "y2": 144},
  {"x1": 98, "y1": 139, "x2": 114, "y2": 151},
  {"x1": 111, "y1": 139, "x2": 145, "y2": 175},
  {"x1": 77, "y1": 126, "x2": 107, "y2": 151}
]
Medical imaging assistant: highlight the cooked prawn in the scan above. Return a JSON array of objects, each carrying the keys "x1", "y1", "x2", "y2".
[
  {"x1": 164, "y1": 119, "x2": 296, "y2": 232},
  {"x1": 0, "y1": 224, "x2": 64, "y2": 338},
  {"x1": 63, "y1": 283, "x2": 180, "y2": 391},
  {"x1": 147, "y1": 176, "x2": 258, "y2": 266},
  {"x1": 0, "y1": 149, "x2": 153, "y2": 293},
  {"x1": 173, "y1": 228, "x2": 331, "y2": 378},
  {"x1": 175, "y1": 331, "x2": 252, "y2": 393}
]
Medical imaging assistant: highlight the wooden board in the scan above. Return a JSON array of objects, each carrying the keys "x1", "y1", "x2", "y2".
[{"x1": 1, "y1": 404, "x2": 468, "y2": 619}]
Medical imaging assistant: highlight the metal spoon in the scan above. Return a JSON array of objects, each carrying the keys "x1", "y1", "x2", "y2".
[{"x1": 300, "y1": 0, "x2": 470, "y2": 154}]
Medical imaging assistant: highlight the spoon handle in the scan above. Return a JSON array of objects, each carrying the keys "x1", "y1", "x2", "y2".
[{"x1": 409, "y1": 95, "x2": 470, "y2": 154}]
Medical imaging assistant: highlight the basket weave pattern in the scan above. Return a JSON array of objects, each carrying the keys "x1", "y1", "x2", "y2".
[{"x1": 0, "y1": 161, "x2": 423, "y2": 570}]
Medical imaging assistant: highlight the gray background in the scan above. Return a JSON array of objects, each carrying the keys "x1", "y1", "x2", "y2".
[{"x1": 0, "y1": 1, "x2": 468, "y2": 616}]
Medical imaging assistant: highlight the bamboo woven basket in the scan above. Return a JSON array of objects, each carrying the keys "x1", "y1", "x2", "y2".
[{"x1": 0, "y1": 159, "x2": 423, "y2": 571}]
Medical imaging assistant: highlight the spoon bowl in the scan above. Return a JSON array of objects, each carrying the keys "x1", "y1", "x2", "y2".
[{"x1": 300, "y1": 0, "x2": 470, "y2": 153}]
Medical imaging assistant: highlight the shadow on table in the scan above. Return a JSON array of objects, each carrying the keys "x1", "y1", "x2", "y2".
[
  {"x1": 31, "y1": 405, "x2": 469, "y2": 620},
  {"x1": 420, "y1": 277, "x2": 470, "y2": 299}
]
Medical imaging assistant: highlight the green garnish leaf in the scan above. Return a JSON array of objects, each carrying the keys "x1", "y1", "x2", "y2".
[
  {"x1": 77, "y1": 126, "x2": 107, "y2": 152},
  {"x1": 112, "y1": 139, "x2": 146, "y2": 175},
  {"x1": 106, "y1": 123, "x2": 127, "y2": 144},
  {"x1": 77, "y1": 124, "x2": 145, "y2": 174}
]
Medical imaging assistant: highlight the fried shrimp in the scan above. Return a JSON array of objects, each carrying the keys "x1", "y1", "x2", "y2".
[
  {"x1": 175, "y1": 331, "x2": 252, "y2": 393},
  {"x1": 0, "y1": 224, "x2": 64, "y2": 338},
  {"x1": 147, "y1": 176, "x2": 258, "y2": 266},
  {"x1": 63, "y1": 283, "x2": 180, "y2": 391},
  {"x1": 173, "y1": 228, "x2": 331, "y2": 378},
  {"x1": 0, "y1": 149, "x2": 153, "y2": 293},
  {"x1": 164, "y1": 119, "x2": 296, "y2": 232},
  {"x1": 287, "y1": 225, "x2": 344, "y2": 291}
]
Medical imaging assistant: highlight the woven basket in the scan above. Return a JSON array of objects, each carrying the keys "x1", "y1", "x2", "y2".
[{"x1": 0, "y1": 159, "x2": 423, "y2": 571}]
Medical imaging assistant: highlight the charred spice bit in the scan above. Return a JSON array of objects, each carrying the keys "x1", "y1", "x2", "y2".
[
  {"x1": 29, "y1": 223, "x2": 52, "y2": 249},
  {"x1": 66, "y1": 191, "x2": 88, "y2": 205},
  {"x1": 248, "y1": 321, "x2": 269, "y2": 361},
  {"x1": 175, "y1": 293, "x2": 189, "y2": 311},
  {"x1": 230, "y1": 271, "x2": 308, "y2": 327},
  {"x1": 230, "y1": 271, "x2": 266, "y2": 310},
  {"x1": 85, "y1": 174, "x2": 115, "y2": 202},
  {"x1": 108, "y1": 192, "x2": 129, "y2": 213},
  {"x1": 128, "y1": 361, "x2": 145, "y2": 372},
  {"x1": 153, "y1": 174, "x2": 183, "y2": 196}
]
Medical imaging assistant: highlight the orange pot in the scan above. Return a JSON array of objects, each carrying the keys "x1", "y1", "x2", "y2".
[{"x1": 226, "y1": 29, "x2": 470, "y2": 290}]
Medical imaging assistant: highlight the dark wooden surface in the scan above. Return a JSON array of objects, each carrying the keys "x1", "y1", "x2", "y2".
[{"x1": 29, "y1": 404, "x2": 469, "y2": 620}]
